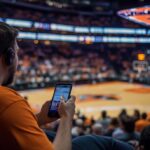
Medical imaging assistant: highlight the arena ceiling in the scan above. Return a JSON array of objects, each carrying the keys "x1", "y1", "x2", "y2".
[{"x1": 20, "y1": 0, "x2": 149, "y2": 10}]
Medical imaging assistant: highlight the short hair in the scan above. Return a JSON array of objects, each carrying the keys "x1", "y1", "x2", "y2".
[
  {"x1": 101, "y1": 110, "x2": 107, "y2": 118},
  {"x1": 141, "y1": 113, "x2": 147, "y2": 120},
  {"x1": 0, "y1": 22, "x2": 18, "y2": 56},
  {"x1": 140, "y1": 126, "x2": 150, "y2": 150},
  {"x1": 110, "y1": 118, "x2": 119, "y2": 127},
  {"x1": 119, "y1": 108, "x2": 127, "y2": 118},
  {"x1": 134, "y1": 109, "x2": 140, "y2": 117},
  {"x1": 120, "y1": 116, "x2": 135, "y2": 133}
]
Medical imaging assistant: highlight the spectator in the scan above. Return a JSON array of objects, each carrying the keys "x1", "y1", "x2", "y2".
[
  {"x1": 98, "y1": 111, "x2": 111, "y2": 134},
  {"x1": 113, "y1": 115, "x2": 140, "y2": 142},
  {"x1": 139, "y1": 125, "x2": 150, "y2": 150},
  {"x1": 133, "y1": 109, "x2": 141, "y2": 122},
  {"x1": 0, "y1": 22, "x2": 76, "y2": 150},
  {"x1": 135, "y1": 113, "x2": 150, "y2": 133},
  {"x1": 0, "y1": 21, "x2": 134, "y2": 150},
  {"x1": 119, "y1": 109, "x2": 127, "y2": 118},
  {"x1": 105, "y1": 118, "x2": 119, "y2": 137},
  {"x1": 72, "y1": 119, "x2": 84, "y2": 136},
  {"x1": 92, "y1": 123, "x2": 103, "y2": 135}
]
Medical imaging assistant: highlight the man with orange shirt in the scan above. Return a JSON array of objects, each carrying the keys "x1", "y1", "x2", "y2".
[
  {"x1": 135, "y1": 113, "x2": 150, "y2": 133},
  {"x1": 0, "y1": 22, "x2": 134, "y2": 150},
  {"x1": 0, "y1": 22, "x2": 75, "y2": 150}
]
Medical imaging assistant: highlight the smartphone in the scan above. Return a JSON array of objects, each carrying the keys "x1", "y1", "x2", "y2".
[{"x1": 48, "y1": 83, "x2": 72, "y2": 117}]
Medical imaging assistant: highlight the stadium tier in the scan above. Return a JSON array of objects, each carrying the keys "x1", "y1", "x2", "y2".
[
  {"x1": 0, "y1": 1, "x2": 150, "y2": 150},
  {"x1": 0, "y1": 1, "x2": 149, "y2": 90}
]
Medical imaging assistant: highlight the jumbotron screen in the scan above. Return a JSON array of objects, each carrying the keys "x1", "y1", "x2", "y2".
[{"x1": 118, "y1": 6, "x2": 150, "y2": 26}]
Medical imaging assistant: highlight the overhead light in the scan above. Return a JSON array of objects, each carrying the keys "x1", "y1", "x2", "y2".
[
  {"x1": 44, "y1": 40, "x2": 51, "y2": 45},
  {"x1": 34, "y1": 40, "x2": 39, "y2": 44},
  {"x1": 72, "y1": 0, "x2": 79, "y2": 4},
  {"x1": 82, "y1": 0, "x2": 90, "y2": 5}
]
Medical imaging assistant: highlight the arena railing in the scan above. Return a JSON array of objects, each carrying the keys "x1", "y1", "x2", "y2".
[
  {"x1": 0, "y1": 17, "x2": 149, "y2": 35},
  {"x1": 17, "y1": 31, "x2": 150, "y2": 44}
]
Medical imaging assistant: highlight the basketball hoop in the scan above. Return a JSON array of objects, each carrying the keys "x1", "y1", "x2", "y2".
[{"x1": 133, "y1": 60, "x2": 148, "y2": 73}]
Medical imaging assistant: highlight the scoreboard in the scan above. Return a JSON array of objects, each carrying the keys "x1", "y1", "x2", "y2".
[{"x1": 118, "y1": 6, "x2": 150, "y2": 26}]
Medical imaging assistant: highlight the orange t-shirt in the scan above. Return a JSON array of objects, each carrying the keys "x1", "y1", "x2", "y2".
[
  {"x1": 135, "y1": 119, "x2": 150, "y2": 132},
  {"x1": 0, "y1": 86, "x2": 54, "y2": 150}
]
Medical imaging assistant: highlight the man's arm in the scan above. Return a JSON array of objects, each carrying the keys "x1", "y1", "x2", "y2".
[
  {"x1": 53, "y1": 97, "x2": 75, "y2": 150},
  {"x1": 53, "y1": 117, "x2": 72, "y2": 150},
  {"x1": 37, "y1": 96, "x2": 76, "y2": 150}
]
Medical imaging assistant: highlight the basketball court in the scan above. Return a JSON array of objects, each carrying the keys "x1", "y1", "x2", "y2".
[{"x1": 20, "y1": 81, "x2": 150, "y2": 119}]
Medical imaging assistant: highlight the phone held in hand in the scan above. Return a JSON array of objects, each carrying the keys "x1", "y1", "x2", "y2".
[{"x1": 48, "y1": 83, "x2": 72, "y2": 117}]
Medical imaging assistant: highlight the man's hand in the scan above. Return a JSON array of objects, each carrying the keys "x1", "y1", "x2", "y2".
[
  {"x1": 36, "y1": 95, "x2": 76, "y2": 126},
  {"x1": 58, "y1": 96, "x2": 76, "y2": 120},
  {"x1": 53, "y1": 96, "x2": 76, "y2": 150},
  {"x1": 36, "y1": 101, "x2": 58, "y2": 126}
]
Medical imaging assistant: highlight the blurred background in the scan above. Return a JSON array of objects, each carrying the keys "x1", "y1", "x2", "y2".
[{"x1": 0, "y1": 0, "x2": 150, "y2": 140}]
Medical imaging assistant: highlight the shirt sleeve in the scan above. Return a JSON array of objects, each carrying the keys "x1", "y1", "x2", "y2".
[{"x1": 1, "y1": 100, "x2": 54, "y2": 150}]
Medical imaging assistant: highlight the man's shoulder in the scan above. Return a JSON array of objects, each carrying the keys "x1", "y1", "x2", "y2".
[
  {"x1": 136, "y1": 119, "x2": 144, "y2": 124},
  {"x1": 0, "y1": 86, "x2": 24, "y2": 114},
  {"x1": 0, "y1": 86, "x2": 21, "y2": 97}
]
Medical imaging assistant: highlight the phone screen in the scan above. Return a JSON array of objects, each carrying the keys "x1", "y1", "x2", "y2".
[{"x1": 48, "y1": 84, "x2": 72, "y2": 117}]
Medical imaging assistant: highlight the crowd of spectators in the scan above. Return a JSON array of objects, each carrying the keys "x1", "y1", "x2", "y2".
[
  {"x1": 1, "y1": 4, "x2": 150, "y2": 150},
  {"x1": 0, "y1": 4, "x2": 148, "y2": 90},
  {"x1": 12, "y1": 40, "x2": 150, "y2": 90},
  {"x1": 43, "y1": 109, "x2": 150, "y2": 149},
  {"x1": 14, "y1": 41, "x2": 114, "y2": 89},
  {"x1": 0, "y1": 5, "x2": 141, "y2": 28}
]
